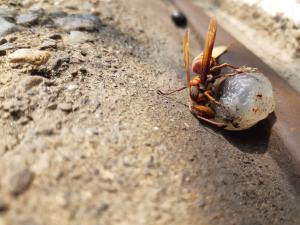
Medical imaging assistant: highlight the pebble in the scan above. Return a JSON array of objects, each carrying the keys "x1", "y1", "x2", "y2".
[
  {"x1": 18, "y1": 116, "x2": 30, "y2": 125},
  {"x1": 67, "y1": 30, "x2": 95, "y2": 44},
  {"x1": 67, "y1": 84, "x2": 79, "y2": 91},
  {"x1": 94, "y1": 203, "x2": 109, "y2": 216},
  {"x1": 8, "y1": 49, "x2": 51, "y2": 65},
  {"x1": 9, "y1": 169, "x2": 34, "y2": 196},
  {"x1": 35, "y1": 128, "x2": 54, "y2": 136},
  {"x1": 16, "y1": 9, "x2": 44, "y2": 26},
  {"x1": 39, "y1": 39, "x2": 57, "y2": 50},
  {"x1": 46, "y1": 103, "x2": 57, "y2": 110},
  {"x1": 0, "y1": 38, "x2": 7, "y2": 45},
  {"x1": 144, "y1": 155, "x2": 155, "y2": 168},
  {"x1": 48, "y1": 9, "x2": 68, "y2": 19},
  {"x1": 52, "y1": 55, "x2": 70, "y2": 70},
  {"x1": 0, "y1": 42, "x2": 15, "y2": 51},
  {"x1": 79, "y1": 67, "x2": 87, "y2": 74},
  {"x1": 49, "y1": 33, "x2": 62, "y2": 40},
  {"x1": 0, "y1": 17, "x2": 19, "y2": 37},
  {"x1": 0, "y1": 6, "x2": 17, "y2": 21},
  {"x1": 0, "y1": 198, "x2": 8, "y2": 212},
  {"x1": 171, "y1": 10, "x2": 187, "y2": 28},
  {"x1": 24, "y1": 76, "x2": 43, "y2": 91},
  {"x1": 53, "y1": 14, "x2": 101, "y2": 31},
  {"x1": 58, "y1": 103, "x2": 73, "y2": 113}
]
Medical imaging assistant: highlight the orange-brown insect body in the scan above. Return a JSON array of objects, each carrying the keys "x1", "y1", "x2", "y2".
[
  {"x1": 182, "y1": 17, "x2": 238, "y2": 127},
  {"x1": 158, "y1": 17, "x2": 241, "y2": 128}
]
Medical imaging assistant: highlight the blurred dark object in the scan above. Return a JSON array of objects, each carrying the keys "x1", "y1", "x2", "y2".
[{"x1": 171, "y1": 10, "x2": 187, "y2": 28}]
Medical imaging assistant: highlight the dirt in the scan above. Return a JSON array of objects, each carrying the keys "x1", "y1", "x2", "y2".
[{"x1": 0, "y1": 0, "x2": 300, "y2": 225}]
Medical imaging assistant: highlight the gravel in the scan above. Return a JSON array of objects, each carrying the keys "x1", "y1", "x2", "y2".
[
  {"x1": 0, "y1": 198, "x2": 8, "y2": 212},
  {"x1": 0, "y1": 0, "x2": 299, "y2": 225},
  {"x1": 9, "y1": 169, "x2": 34, "y2": 196},
  {"x1": 53, "y1": 14, "x2": 101, "y2": 31},
  {"x1": 16, "y1": 10, "x2": 44, "y2": 26},
  {"x1": 58, "y1": 103, "x2": 73, "y2": 112}
]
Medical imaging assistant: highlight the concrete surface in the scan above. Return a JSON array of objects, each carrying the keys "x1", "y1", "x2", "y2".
[{"x1": 0, "y1": 0, "x2": 300, "y2": 225}]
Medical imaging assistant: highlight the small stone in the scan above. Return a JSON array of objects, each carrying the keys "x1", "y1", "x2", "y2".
[
  {"x1": 16, "y1": 9, "x2": 44, "y2": 26},
  {"x1": 0, "y1": 50, "x2": 5, "y2": 56},
  {"x1": 48, "y1": 9, "x2": 67, "y2": 19},
  {"x1": 53, "y1": 14, "x2": 101, "y2": 31},
  {"x1": 44, "y1": 80, "x2": 56, "y2": 86},
  {"x1": 8, "y1": 36, "x2": 17, "y2": 42},
  {"x1": 197, "y1": 199, "x2": 206, "y2": 208},
  {"x1": 49, "y1": 33, "x2": 62, "y2": 40},
  {"x1": 58, "y1": 103, "x2": 73, "y2": 113},
  {"x1": 0, "y1": 17, "x2": 19, "y2": 37},
  {"x1": 0, "y1": 42, "x2": 14, "y2": 51},
  {"x1": 80, "y1": 50, "x2": 87, "y2": 56},
  {"x1": 24, "y1": 76, "x2": 43, "y2": 91},
  {"x1": 19, "y1": 116, "x2": 30, "y2": 125},
  {"x1": 35, "y1": 128, "x2": 54, "y2": 136},
  {"x1": 0, "y1": 38, "x2": 7, "y2": 45},
  {"x1": 8, "y1": 49, "x2": 51, "y2": 65},
  {"x1": 79, "y1": 67, "x2": 87, "y2": 74},
  {"x1": 47, "y1": 103, "x2": 57, "y2": 110},
  {"x1": 0, "y1": 198, "x2": 8, "y2": 212},
  {"x1": 67, "y1": 84, "x2": 78, "y2": 91},
  {"x1": 9, "y1": 169, "x2": 34, "y2": 196},
  {"x1": 71, "y1": 70, "x2": 78, "y2": 77},
  {"x1": 52, "y1": 56, "x2": 70, "y2": 70},
  {"x1": 39, "y1": 39, "x2": 57, "y2": 50},
  {"x1": 67, "y1": 30, "x2": 95, "y2": 44},
  {"x1": 30, "y1": 67, "x2": 51, "y2": 78},
  {"x1": 94, "y1": 203, "x2": 109, "y2": 216},
  {"x1": 171, "y1": 11, "x2": 187, "y2": 28},
  {"x1": 144, "y1": 155, "x2": 155, "y2": 168},
  {"x1": 0, "y1": 6, "x2": 17, "y2": 21}
]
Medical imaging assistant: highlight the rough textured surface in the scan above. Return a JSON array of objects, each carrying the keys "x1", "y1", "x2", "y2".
[
  {"x1": 215, "y1": 71, "x2": 275, "y2": 130},
  {"x1": 0, "y1": 0, "x2": 299, "y2": 225}
]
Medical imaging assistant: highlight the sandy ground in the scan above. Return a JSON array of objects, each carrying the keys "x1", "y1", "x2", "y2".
[{"x1": 0, "y1": 0, "x2": 300, "y2": 225}]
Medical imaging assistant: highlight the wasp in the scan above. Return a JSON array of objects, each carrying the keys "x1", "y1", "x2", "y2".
[{"x1": 158, "y1": 17, "x2": 243, "y2": 128}]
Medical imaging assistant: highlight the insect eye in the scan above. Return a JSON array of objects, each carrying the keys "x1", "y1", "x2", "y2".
[{"x1": 192, "y1": 60, "x2": 202, "y2": 74}]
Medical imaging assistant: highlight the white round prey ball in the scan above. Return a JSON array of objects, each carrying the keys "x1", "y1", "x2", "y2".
[{"x1": 214, "y1": 72, "x2": 275, "y2": 130}]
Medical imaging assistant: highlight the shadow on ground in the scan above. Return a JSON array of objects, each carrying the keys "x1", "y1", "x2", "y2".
[{"x1": 220, "y1": 112, "x2": 277, "y2": 154}]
